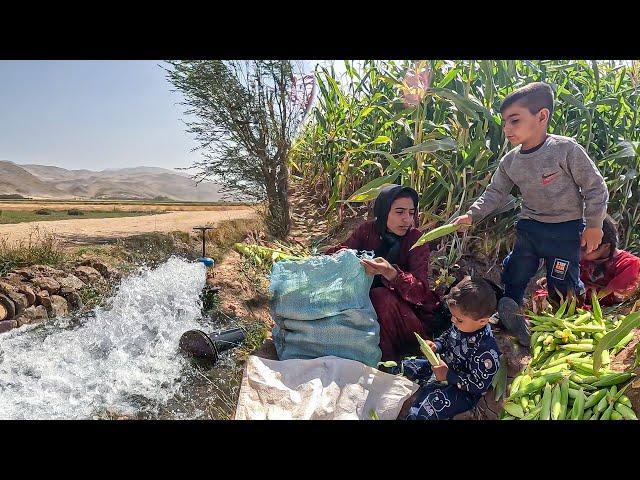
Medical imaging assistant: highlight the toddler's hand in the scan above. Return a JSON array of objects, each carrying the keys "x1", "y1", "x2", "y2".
[{"x1": 432, "y1": 359, "x2": 449, "y2": 382}]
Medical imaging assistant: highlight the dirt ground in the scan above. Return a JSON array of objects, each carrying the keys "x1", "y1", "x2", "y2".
[{"x1": 0, "y1": 208, "x2": 257, "y2": 246}]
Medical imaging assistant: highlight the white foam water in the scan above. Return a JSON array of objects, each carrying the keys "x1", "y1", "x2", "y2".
[{"x1": 0, "y1": 256, "x2": 207, "y2": 419}]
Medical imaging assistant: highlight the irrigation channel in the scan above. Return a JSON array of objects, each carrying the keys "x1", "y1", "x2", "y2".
[{"x1": 0, "y1": 257, "x2": 243, "y2": 419}]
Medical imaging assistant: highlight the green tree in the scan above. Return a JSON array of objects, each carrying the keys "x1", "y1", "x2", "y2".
[{"x1": 165, "y1": 60, "x2": 314, "y2": 237}]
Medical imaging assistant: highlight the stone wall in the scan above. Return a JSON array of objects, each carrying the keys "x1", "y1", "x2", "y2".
[{"x1": 0, "y1": 259, "x2": 121, "y2": 334}]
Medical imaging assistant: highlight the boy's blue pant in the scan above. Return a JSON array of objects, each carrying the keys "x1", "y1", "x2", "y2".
[
  {"x1": 399, "y1": 359, "x2": 478, "y2": 420},
  {"x1": 502, "y1": 219, "x2": 585, "y2": 305}
]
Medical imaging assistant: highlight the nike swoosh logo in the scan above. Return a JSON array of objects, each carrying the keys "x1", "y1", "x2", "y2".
[{"x1": 542, "y1": 171, "x2": 560, "y2": 185}]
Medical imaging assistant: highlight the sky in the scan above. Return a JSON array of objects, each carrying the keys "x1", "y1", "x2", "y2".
[
  {"x1": 0, "y1": 60, "x2": 204, "y2": 171},
  {"x1": 0, "y1": 60, "x2": 329, "y2": 172},
  {"x1": 0, "y1": 60, "x2": 346, "y2": 173}
]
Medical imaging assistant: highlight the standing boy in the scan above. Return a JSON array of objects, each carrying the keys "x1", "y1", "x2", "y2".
[{"x1": 452, "y1": 82, "x2": 609, "y2": 346}]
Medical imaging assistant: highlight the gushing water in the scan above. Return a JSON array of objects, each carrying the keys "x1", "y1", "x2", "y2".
[{"x1": 0, "y1": 257, "x2": 207, "y2": 419}]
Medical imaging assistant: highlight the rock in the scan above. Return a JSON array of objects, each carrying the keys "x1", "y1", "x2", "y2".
[
  {"x1": 0, "y1": 294, "x2": 16, "y2": 320},
  {"x1": 36, "y1": 290, "x2": 52, "y2": 315},
  {"x1": 31, "y1": 265, "x2": 66, "y2": 277},
  {"x1": 58, "y1": 274, "x2": 85, "y2": 294},
  {"x1": 3, "y1": 273, "x2": 26, "y2": 285},
  {"x1": 62, "y1": 291, "x2": 83, "y2": 311},
  {"x1": 33, "y1": 304, "x2": 48, "y2": 319},
  {"x1": 74, "y1": 266, "x2": 104, "y2": 285},
  {"x1": 80, "y1": 259, "x2": 121, "y2": 281},
  {"x1": 15, "y1": 284, "x2": 36, "y2": 307},
  {"x1": 16, "y1": 305, "x2": 49, "y2": 327},
  {"x1": 31, "y1": 276, "x2": 61, "y2": 295},
  {"x1": 12, "y1": 265, "x2": 65, "y2": 280},
  {"x1": 4, "y1": 291, "x2": 27, "y2": 317},
  {"x1": 0, "y1": 280, "x2": 17, "y2": 295},
  {"x1": 0, "y1": 319, "x2": 17, "y2": 333},
  {"x1": 0, "y1": 279, "x2": 36, "y2": 307},
  {"x1": 49, "y1": 295, "x2": 69, "y2": 318},
  {"x1": 36, "y1": 290, "x2": 50, "y2": 303},
  {"x1": 12, "y1": 268, "x2": 35, "y2": 280}
]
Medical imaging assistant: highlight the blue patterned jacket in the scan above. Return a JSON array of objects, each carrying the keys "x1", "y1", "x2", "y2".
[{"x1": 432, "y1": 323, "x2": 501, "y2": 397}]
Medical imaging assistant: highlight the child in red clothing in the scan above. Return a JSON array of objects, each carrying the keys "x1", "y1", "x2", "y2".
[{"x1": 536, "y1": 216, "x2": 640, "y2": 306}]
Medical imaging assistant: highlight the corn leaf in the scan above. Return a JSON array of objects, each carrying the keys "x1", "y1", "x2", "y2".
[
  {"x1": 631, "y1": 343, "x2": 640, "y2": 371},
  {"x1": 593, "y1": 312, "x2": 640, "y2": 373},
  {"x1": 567, "y1": 295, "x2": 577, "y2": 317},
  {"x1": 377, "y1": 360, "x2": 398, "y2": 368},
  {"x1": 399, "y1": 137, "x2": 457, "y2": 155},
  {"x1": 346, "y1": 173, "x2": 400, "y2": 202},
  {"x1": 493, "y1": 356, "x2": 508, "y2": 401},
  {"x1": 371, "y1": 135, "x2": 392, "y2": 145},
  {"x1": 555, "y1": 297, "x2": 569, "y2": 318}
]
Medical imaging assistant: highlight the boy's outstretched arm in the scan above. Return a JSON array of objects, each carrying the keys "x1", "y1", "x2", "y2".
[
  {"x1": 567, "y1": 143, "x2": 609, "y2": 253},
  {"x1": 455, "y1": 160, "x2": 514, "y2": 226}
]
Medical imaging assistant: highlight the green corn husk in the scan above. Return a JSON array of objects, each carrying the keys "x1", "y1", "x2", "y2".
[
  {"x1": 410, "y1": 223, "x2": 460, "y2": 250},
  {"x1": 414, "y1": 332, "x2": 440, "y2": 366},
  {"x1": 503, "y1": 402, "x2": 525, "y2": 419},
  {"x1": 590, "y1": 372, "x2": 635, "y2": 388},
  {"x1": 555, "y1": 297, "x2": 570, "y2": 319},
  {"x1": 591, "y1": 291, "x2": 604, "y2": 325}
]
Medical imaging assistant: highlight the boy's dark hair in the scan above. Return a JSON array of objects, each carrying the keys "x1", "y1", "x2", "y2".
[
  {"x1": 601, "y1": 215, "x2": 619, "y2": 259},
  {"x1": 445, "y1": 276, "x2": 498, "y2": 320},
  {"x1": 500, "y1": 82, "x2": 555, "y2": 119}
]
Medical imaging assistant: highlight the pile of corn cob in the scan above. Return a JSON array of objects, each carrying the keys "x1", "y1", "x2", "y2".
[
  {"x1": 501, "y1": 295, "x2": 638, "y2": 420},
  {"x1": 233, "y1": 243, "x2": 306, "y2": 269}
]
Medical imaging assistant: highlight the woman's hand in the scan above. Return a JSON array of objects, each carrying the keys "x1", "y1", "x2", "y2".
[{"x1": 360, "y1": 257, "x2": 398, "y2": 282}]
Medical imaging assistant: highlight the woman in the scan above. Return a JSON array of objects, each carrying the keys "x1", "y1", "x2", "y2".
[
  {"x1": 324, "y1": 184, "x2": 444, "y2": 360},
  {"x1": 536, "y1": 215, "x2": 640, "y2": 306}
]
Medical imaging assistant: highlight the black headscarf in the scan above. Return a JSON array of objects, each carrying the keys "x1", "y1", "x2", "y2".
[{"x1": 372, "y1": 184, "x2": 420, "y2": 265}]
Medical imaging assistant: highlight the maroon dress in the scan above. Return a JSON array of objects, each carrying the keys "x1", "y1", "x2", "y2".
[{"x1": 325, "y1": 220, "x2": 442, "y2": 360}]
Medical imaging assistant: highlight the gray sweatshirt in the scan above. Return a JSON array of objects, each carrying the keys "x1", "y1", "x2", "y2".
[{"x1": 467, "y1": 134, "x2": 609, "y2": 228}]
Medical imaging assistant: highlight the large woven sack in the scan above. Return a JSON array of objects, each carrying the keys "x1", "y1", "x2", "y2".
[{"x1": 270, "y1": 249, "x2": 381, "y2": 367}]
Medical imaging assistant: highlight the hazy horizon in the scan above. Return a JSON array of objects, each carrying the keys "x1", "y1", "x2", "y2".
[
  {"x1": 0, "y1": 60, "x2": 323, "y2": 174},
  {"x1": 0, "y1": 60, "x2": 207, "y2": 172}
]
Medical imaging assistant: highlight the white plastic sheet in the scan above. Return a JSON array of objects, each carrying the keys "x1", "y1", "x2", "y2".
[{"x1": 234, "y1": 355, "x2": 418, "y2": 420}]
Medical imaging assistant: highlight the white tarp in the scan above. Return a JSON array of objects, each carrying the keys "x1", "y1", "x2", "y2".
[{"x1": 234, "y1": 355, "x2": 419, "y2": 420}]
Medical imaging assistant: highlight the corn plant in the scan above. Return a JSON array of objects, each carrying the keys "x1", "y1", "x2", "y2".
[{"x1": 291, "y1": 60, "x2": 640, "y2": 262}]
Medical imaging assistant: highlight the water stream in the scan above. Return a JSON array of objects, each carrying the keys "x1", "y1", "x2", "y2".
[{"x1": 0, "y1": 256, "x2": 241, "y2": 420}]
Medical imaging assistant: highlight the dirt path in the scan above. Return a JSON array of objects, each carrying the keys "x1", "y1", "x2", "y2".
[{"x1": 0, "y1": 208, "x2": 257, "y2": 245}]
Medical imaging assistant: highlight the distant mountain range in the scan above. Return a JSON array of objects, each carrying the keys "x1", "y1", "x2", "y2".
[{"x1": 0, "y1": 161, "x2": 230, "y2": 202}]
